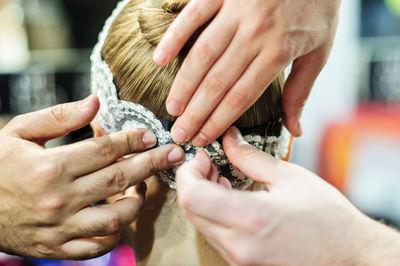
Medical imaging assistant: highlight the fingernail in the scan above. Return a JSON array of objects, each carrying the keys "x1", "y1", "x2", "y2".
[
  {"x1": 153, "y1": 49, "x2": 167, "y2": 65},
  {"x1": 295, "y1": 121, "x2": 303, "y2": 137},
  {"x1": 228, "y1": 126, "x2": 244, "y2": 141},
  {"x1": 168, "y1": 146, "x2": 185, "y2": 165},
  {"x1": 142, "y1": 131, "x2": 157, "y2": 147},
  {"x1": 192, "y1": 133, "x2": 208, "y2": 147},
  {"x1": 166, "y1": 100, "x2": 183, "y2": 116},
  {"x1": 171, "y1": 126, "x2": 187, "y2": 144},
  {"x1": 195, "y1": 150, "x2": 210, "y2": 163},
  {"x1": 79, "y1": 95, "x2": 93, "y2": 110},
  {"x1": 218, "y1": 177, "x2": 232, "y2": 190}
]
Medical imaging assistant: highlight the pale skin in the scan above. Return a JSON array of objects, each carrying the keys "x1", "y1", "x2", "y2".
[
  {"x1": 93, "y1": 119, "x2": 232, "y2": 266},
  {"x1": 0, "y1": 95, "x2": 185, "y2": 260},
  {"x1": 153, "y1": 0, "x2": 342, "y2": 146},
  {"x1": 176, "y1": 127, "x2": 400, "y2": 266}
]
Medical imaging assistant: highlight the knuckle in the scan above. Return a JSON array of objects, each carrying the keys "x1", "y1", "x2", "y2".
[
  {"x1": 204, "y1": 74, "x2": 227, "y2": 97},
  {"x1": 247, "y1": 212, "x2": 268, "y2": 230},
  {"x1": 183, "y1": 111, "x2": 204, "y2": 129},
  {"x1": 9, "y1": 115, "x2": 23, "y2": 127},
  {"x1": 106, "y1": 166, "x2": 128, "y2": 191},
  {"x1": 37, "y1": 196, "x2": 66, "y2": 222},
  {"x1": 178, "y1": 185, "x2": 196, "y2": 211},
  {"x1": 85, "y1": 246, "x2": 108, "y2": 260},
  {"x1": 125, "y1": 131, "x2": 141, "y2": 153},
  {"x1": 203, "y1": 117, "x2": 224, "y2": 138},
  {"x1": 226, "y1": 90, "x2": 248, "y2": 110},
  {"x1": 50, "y1": 103, "x2": 68, "y2": 123},
  {"x1": 282, "y1": 93, "x2": 307, "y2": 112},
  {"x1": 35, "y1": 243, "x2": 56, "y2": 258},
  {"x1": 193, "y1": 42, "x2": 215, "y2": 66},
  {"x1": 246, "y1": 18, "x2": 269, "y2": 41},
  {"x1": 33, "y1": 163, "x2": 62, "y2": 186},
  {"x1": 270, "y1": 44, "x2": 290, "y2": 64},
  {"x1": 105, "y1": 216, "x2": 122, "y2": 235},
  {"x1": 233, "y1": 250, "x2": 255, "y2": 266},
  {"x1": 185, "y1": 3, "x2": 201, "y2": 23},
  {"x1": 7, "y1": 115, "x2": 26, "y2": 133},
  {"x1": 168, "y1": 28, "x2": 184, "y2": 47},
  {"x1": 87, "y1": 240, "x2": 117, "y2": 259},
  {"x1": 143, "y1": 152, "x2": 158, "y2": 174},
  {"x1": 98, "y1": 139, "x2": 117, "y2": 162}
]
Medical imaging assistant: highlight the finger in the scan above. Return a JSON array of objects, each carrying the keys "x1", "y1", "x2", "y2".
[
  {"x1": 217, "y1": 177, "x2": 232, "y2": 189},
  {"x1": 153, "y1": 0, "x2": 223, "y2": 66},
  {"x1": 57, "y1": 233, "x2": 122, "y2": 260},
  {"x1": 171, "y1": 26, "x2": 258, "y2": 144},
  {"x1": 166, "y1": 10, "x2": 237, "y2": 117},
  {"x1": 209, "y1": 164, "x2": 219, "y2": 183},
  {"x1": 176, "y1": 152, "x2": 259, "y2": 227},
  {"x1": 7, "y1": 95, "x2": 99, "y2": 143},
  {"x1": 186, "y1": 210, "x2": 230, "y2": 245},
  {"x1": 73, "y1": 144, "x2": 184, "y2": 207},
  {"x1": 185, "y1": 211, "x2": 236, "y2": 265},
  {"x1": 50, "y1": 129, "x2": 157, "y2": 176},
  {"x1": 282, "y1": 49, "x2": 328, "y2": 137},
  {"x1": 223, "y1": 126, "x2": 288, "y2": 185},
  {"x1": 66, "y1": 191, "x2": 144, "y2": 239},
  {"x1": 191, "y1": 48, "x2": 286, "y2": 145}
]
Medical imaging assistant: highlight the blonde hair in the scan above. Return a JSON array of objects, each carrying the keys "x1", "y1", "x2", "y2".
[{"x1": 102, "y1": 0, "x2": 284, "y2": 135}]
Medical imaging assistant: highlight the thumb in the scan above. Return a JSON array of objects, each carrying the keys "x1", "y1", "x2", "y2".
[
  {"x1": 222, "y1": 127, "x2": 287, "y2": 185},
  {"x1": 282, "y1": 48, "x2": 327, "y2": 137},
  {"x1": 8, "y1": 95, "x2": 99, "y2": 143},
  {"x1": 176, "y1": 151, "x2": 213, "y2": 184}
]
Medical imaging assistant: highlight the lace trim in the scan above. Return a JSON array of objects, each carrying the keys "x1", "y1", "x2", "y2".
[{"x1": 90, "y1": 0, "x2": 291, "y2": 190}]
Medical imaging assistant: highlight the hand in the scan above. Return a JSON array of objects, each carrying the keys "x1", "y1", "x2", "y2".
[
  {"x1": 0, "y1": 95, "x2": 184, "y2": 260},
  {"x1": 154, "y1": 0, "x2": 341, "y2": 145},
  {"x1": 176, "y1": 127, "x2": 400, "y2": 265}
]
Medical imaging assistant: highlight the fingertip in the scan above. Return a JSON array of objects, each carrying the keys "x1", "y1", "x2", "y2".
[
  {"x1": 284, "y1": 118, "x2": 302, "y2": 138},
  {"x1": 166, "y1": 99, "x2": 184, "y2": 116},
  {"x1": 217, "y1": 177, "x2": 232, "y2": 190},
  {"x1": 79, "y1": 95, "x2": 99, "y2": 110},
  {"x1": 223, "y1": 126, "x2": 246, "y2": 149},
  {"x1": 79, "y1": 95, "x2": 100, "y2": 123},
  {"x1": 142, "y1": 130, "x2": 157, "y2": 148},
  {"x1": 153, "y1": 48, "x2": 169, "y2": 66},
  {"x1": 192, "y1": 132, "x2": 209, "y2": 147},
  {"x1": 295, "y1": 121, "x2": 303, "y2": 137},
  {"x1": 167, "y1": 145, "x2": 185, "y2": 165},
  {"x1": 171, "y1": 125, "x2": 188, "y2": 144},
  {"x1": 195, "y1": 150, "x2": 210, "y2": 163},
  {"x1": 207, "y1": 163, "x2": 219, "y2": 182},
  {"x1": 227, "y1": 126, "x2": 244, "y2": 141}
]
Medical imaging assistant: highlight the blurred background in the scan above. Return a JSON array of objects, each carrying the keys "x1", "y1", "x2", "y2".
[{"x1": 0, "y1": 0, "x2": 400, "y2": 265}]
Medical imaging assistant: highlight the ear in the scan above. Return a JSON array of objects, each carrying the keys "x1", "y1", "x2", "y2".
[{"x1": 90, "y1": 117, "x2": 107, "y2": 137}]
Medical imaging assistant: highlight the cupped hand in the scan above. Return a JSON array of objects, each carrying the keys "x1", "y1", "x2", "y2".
[
  {"x1": 154, "y1": 0, "x2": 341, "y2": 146},
  {"x1": 0, "y1": 95, "x2": 184, "y2": 260},
  {"x1": 176, "y1": 127, "x2": 381, "y2": 265}
]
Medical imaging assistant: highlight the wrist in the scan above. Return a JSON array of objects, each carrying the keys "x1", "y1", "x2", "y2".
[{"x1": 352, "y1": 215, "x2": 400, "y2": 265}]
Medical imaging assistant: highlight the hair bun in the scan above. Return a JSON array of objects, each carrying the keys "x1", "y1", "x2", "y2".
[
  {"x1": 161, "y1": 0, "x2": 189, "y2": 13},
  {"x1": 138, "y1": 0, "x2": 188, "y2": 46}
]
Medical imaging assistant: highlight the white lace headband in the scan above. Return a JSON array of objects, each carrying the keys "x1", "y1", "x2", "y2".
[{"x1": 90, "y1": 0, "x2": 291, "y2": 190}]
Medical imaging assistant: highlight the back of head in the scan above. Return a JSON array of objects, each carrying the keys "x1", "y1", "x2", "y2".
[{"x1": 102, "y1": 0, "x2": 284, "y2": 136}]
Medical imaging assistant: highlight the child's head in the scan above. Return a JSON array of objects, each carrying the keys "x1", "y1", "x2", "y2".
[
  {"x1": 101, "y1": 0, "x2": 284, "y2": 133},
  {"x1": 91, "y1": 0, "x2": 290, "y2": 190},
  {"x1": 90, "y1": 1, "x2": 292, "y2": 264}
]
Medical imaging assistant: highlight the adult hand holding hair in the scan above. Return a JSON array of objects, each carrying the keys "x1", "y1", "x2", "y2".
[
  {"x1": 176, "y1": 127, "x2": 400, "y2": 265},
  {"x1": 0, "y1": 95, "x2": 184, "y2": 259},
  {"x1": 154, "y1": 0, "x2": 341, "y2": 146}
]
